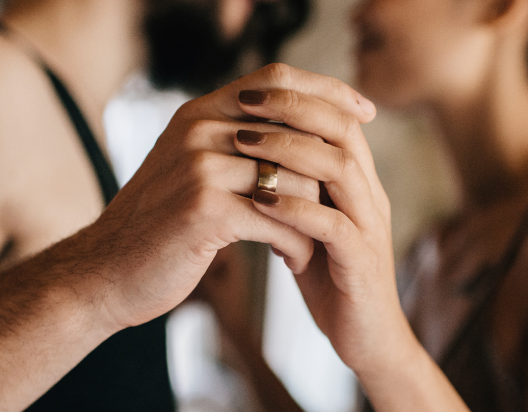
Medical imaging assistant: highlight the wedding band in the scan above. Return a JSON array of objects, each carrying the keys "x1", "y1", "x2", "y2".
[{"x1": 257, "y1": 160, "x2": 278, "y2": 192}]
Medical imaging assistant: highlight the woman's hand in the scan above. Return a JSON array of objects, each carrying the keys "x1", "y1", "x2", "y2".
[
  {"x1": 0, "y1": 64, "x2": 376, "y2": 412},
  {"x1": 232, "y1": 85, "x2": 400, "y2": 369},
  {"x1": 97, "y1": 63, "x2": 377, "y2": 332},
  {"x1": 233, "y1": 86, "x2": 470, "y2": 412}
]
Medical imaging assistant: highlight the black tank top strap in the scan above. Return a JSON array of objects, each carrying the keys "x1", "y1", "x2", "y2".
[
  {"x1": 0, "y1": 20, "x2": 175, "y2": 411},
  {"x1": 41, "y1": 66, "x2": 119, "y2": 205},
  {"x1": 0, "y1": 19, "x2": 119, "y2": 205}
]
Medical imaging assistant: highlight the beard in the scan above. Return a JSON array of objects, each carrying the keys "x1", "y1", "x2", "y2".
[{"x1": 144, "y1": 1, "x2": 245, "y2": 95}]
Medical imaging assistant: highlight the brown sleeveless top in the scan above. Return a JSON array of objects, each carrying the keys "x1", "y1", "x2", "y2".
[{"x1": 357, "y1": 200, "x2": 528, "y2": 412}]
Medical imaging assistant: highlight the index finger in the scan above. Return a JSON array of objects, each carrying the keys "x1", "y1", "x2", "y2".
[{"x1": 210, "y1": 63, "x2": 376, "y2": 123}]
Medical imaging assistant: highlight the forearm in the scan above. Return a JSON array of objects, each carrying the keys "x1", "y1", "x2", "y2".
[
  {"x1": 355, "y1": 326, "x2": 469, "y2": 412},
  {"x1": 0, "y1": 227, "x2": 117, "y2": 412},
  {"x1": 229, "y1": 329, "x2": 305, "y2": 412}
]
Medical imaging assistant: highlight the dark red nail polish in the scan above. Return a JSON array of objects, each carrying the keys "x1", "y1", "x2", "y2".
[
  {"x1": 237, "y1": 130, "x2": 267, "y2": 145},
  {"x1": 253, "y1": 190, "x2": 280, "y2": 206},
  {"x1": 239, "y1": 90, "x2": 271, "y2": 105}
]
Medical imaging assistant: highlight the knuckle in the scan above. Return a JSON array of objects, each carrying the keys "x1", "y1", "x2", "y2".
[
  {"x1": 264, "y1": 63, "x2": 293, "y2": 88},
  {"x1": 292, "y1": 173, "x2": 320, "y2": 203},
  {"x1": 180, "y1": 119, "x2": 223, "y2": 149},
  {"x1": 190, "y1": 186, "x2": 224, "y2": 221},
  {"x1": 281, "y1": 90, "x2": 304, "y2": 125},
  {"x1": 332, "y1": 78, "x2": 358, "y2": 106},
  {"x1": 339, "y1": 112, "x2": 359, "y2": 138},
  {"x1": 333, "y1": 149, "x2": 357, "y2": 181},
  {"x1": 307, "y1": 178, "x2": 321, "y2": 203},
  {"x1": 292, "y1": 199, "x2": 309, "y2": 222},
  {"x1": 187, "y1": 150, "x2": 217, "y2": 182},
  {"x1": 279, "y1": 132, "x2": 297, "y2": 153},
  {"x1": 173, "y1": 100, "x2": 193, "y2": 119},
  {"x1": 185, "y1": 119, "x2": 216, "y2": 139},
  {"x1": 285, "y1": 89, "x2": 300, "y2": 110},
  {"x1": 329, "y1": 211, "x2": 352, "y2": 242}
]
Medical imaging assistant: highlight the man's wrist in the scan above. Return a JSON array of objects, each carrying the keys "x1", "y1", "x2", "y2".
[{"x1": 0, "y1": 225, "x2": 122, "y2": 411}]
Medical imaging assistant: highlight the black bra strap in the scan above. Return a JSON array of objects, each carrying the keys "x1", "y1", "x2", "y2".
[
  {"x1": 0, "y1": 20, "x2": 119, "y2": 205},
  {"x1": 43, "y1": 68, "x2": 119, "y2": 205}
]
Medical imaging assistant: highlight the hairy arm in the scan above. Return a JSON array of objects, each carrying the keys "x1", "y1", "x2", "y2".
[
  {"x1": 0, "y1": 64, "x2": 375, "y2": 412},
  {"x1": 0, "y1": 227, "x2": 117, "y2": 412}
]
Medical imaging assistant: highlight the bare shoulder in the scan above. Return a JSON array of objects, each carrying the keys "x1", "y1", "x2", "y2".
[
  {"x1": 0, "y1": 35, "x2": 60, "y2": 191},
  {"x1": 0, "y1": 37, "x2": 50, "y2": 253},
  {"x1": 0, "y1": 36, "x2": 103, "y2": 269}
]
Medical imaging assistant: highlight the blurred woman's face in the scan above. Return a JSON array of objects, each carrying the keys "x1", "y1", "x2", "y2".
[{"x1": 351, "y1": 0, "x2": 492, "y2": 110}]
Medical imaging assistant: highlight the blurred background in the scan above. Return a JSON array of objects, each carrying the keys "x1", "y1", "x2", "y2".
[
  {"x1": 103, "y1": 0, "x2": 458, "y2": 411},
  {"x1": 0, "y1": 0, "x2": 457, "y2": 410},
  {"x1": 103, "y1": 0, "x2": 457, "y2": 407}
]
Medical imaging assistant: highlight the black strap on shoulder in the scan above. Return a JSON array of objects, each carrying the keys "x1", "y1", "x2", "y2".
[
  {"x1": 42, "y1": 67, "x2": 119, "y2": 205},
  {"x1": 439, "y1": 197, "x2": 528, "y2": 368},
  {"x1": 0, "y1": 20, "x2": 118, "y2": 205}
]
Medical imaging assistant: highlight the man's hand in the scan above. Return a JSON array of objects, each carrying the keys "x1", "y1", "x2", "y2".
[
  {"x1": 0, "y1": 64, "x2": 376, "y2": 412},
  {"x1": 94, "y1": 63, "x2": 376, "y2": 331}
]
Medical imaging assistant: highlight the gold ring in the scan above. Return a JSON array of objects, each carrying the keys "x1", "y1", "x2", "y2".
[{"x1": 257, "y1": 160, "x2": 278, "y2": 192}]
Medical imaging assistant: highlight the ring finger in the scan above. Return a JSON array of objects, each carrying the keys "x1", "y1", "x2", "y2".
[
  {"x1": 203, "y1": 152, "x2": 320, "y2": 203},
  {"x1": 234, "y1": 130, "x2": 376, "y2": 230}
]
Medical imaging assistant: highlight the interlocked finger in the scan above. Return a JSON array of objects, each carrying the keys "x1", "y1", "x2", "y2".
[
  {"x1": 234, "y1": 130, "x2": 376, "y2": 229},
  {"x1": 200, "y1": 152, "x2": 320, "y2": 203},
  {"x1": 237, "y1": 89, "x2": 382, "y2": 198}
]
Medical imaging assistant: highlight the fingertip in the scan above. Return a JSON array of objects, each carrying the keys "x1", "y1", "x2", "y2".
[
  {"x1": 284, "y1": 255, "x2": 309, "y2": 275},
  {"x1": 253, "y1": 190, "x2": 281, "y2": 207},
  {"x1": 356, "y1": 94, "x2": 377, "y2": 122},
  {"x1": 283, "y1": 237, "x2": 314, "y2": 275},
  {"x1": 239, "y1": 90, "x2": 271, "y2": 106}
]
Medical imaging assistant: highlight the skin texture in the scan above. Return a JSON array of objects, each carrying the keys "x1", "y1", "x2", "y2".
[
  {"x1": 0, "y1": 61, "x2": 376, "y2": 411},
  {"x1": 232, "y1": 86, "x2": 470, "y2": 412},
  {"x1": 350, "y1": 0, "x2": 528, "y2": 408},
  {"x1": 0, "y1": 0, "x2": 306, "y2": 410},
  {"x1": 1, "y1": 0, "x2": 517, "y2": 410}
]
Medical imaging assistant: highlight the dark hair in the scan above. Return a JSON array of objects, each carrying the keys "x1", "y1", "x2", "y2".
[
  {"x1": 246, "y1": 0, "x2": 311, "y2": 64},
  {"x1": 145, "y1": 0, "x2": 311, "y2": 95}
]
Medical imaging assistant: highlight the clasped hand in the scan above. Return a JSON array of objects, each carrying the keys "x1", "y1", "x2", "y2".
[
  {"x1": 232, "y1": 71, "x2": 412, "y2": 377},
  {"x1": 97, "y1": 63, "x2": 411, "y2": 379}
]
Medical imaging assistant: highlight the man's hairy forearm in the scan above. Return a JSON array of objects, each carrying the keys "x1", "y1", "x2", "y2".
[{"x1": 0, "y1": 226, "x2": 117, "y2": 412}]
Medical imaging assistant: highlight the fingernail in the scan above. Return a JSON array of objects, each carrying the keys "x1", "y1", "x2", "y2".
[
  {"x1": 237, "y1": 130, "x2": 267, "y2": 145},
  {"x1": 239, "y1": 90, "x2": 271, "y2": 105},
  {"x1": 356, "y1": 93, "x2": 376, "y2": 115},
  {"x1": 253, "y1": 190, "x2": 280, "y2": 206}
]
